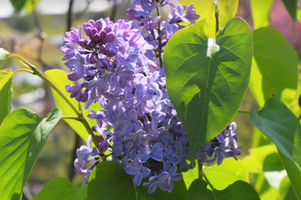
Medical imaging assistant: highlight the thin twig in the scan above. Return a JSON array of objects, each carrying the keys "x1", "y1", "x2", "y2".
[{"x1": 67, "y1": 0, "x2": 74, "y2": 31}]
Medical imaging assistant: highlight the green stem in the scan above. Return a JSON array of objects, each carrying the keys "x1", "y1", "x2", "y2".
[
  {"x1": 11, "y1": 54, "x2": 100, "y2": 149},
  {"x1": 237, "y1": 110, "x2": 250, "y2": 114},
  {"x1": 13, "y1": 69, "x2": 34, "y2": 74},
  {"x1": 215, "y1": 4, "x2": 219, "y2": 33},
  {"x1": 202, "y1": 171, "x2": 215, "y2": 192},
  {"x1": 198, "y1": 163, "x2": 203, "y2": 179},
  {"x1": 61, "y1": 116, "x2": 82, "y2": 121}
]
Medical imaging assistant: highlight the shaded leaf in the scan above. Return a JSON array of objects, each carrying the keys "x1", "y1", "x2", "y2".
[
  {"x1": 0, "y1": 68, "x2": 13, "y2": 125},
  {"x1": 34, "y1": 177, "x2": 87, "y2": 200},
  {"x1": 250, "y1": 97, "x2": 301, "y2": 199},
  {"x1": 164, "y1": 18, "x2": 252, "y2": 161},
  {"x1": 203, "y1": 159, "x2": 249, "y2": 190},
  {"x1": 250, "y1": 0, "x2": 275, "y2": 29},
  {"x1": 186, "y1": 179, "x2": 260, "y2": 200},
  {"x1": 88, "y1": 161, "x2": 187, "y2": 200},
  {"x1": 249, "y1": 27, "x2": 298, "y2": 108},
  {"x1": 282, "y1": 0, "x2": 297, "y2": 21},
  {"x1": 0, "y1": 108, "x2": 61, "y2": 200},
  {"x1": 10, "y1": 0, "x2": 27, "y2": 13}
]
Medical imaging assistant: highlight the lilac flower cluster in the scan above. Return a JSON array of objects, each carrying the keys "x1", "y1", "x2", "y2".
[{"x1": 62, "y1": 0, "x2": 242, "y2": 194}]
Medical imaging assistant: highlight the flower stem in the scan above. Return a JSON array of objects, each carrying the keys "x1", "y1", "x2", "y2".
[
  {"x1": 202, "y1": 171, "x2": 215, "y2": 192},
  {"x1": 198, "y1": 163, "x2": 203, "y2": 179},
  {"x1": 11, "y1": 54, "x2": 100, "y2": 149}
]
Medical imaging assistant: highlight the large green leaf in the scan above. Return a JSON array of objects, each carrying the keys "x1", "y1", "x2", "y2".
[
  {"x1": 186, "y1": 179, "x2": 260, "y2": 200},
  {"x1": 249, "y1": 27, "x2": 298, "y2": 108},
  {"x1": 45, "y1": 69, "x2": 102, "y2": 142},
  {"x1": 163, "y1": 18, "x2": 252, "y2": 160},
  {"x1": 0, "y1": 48, "x2": 11, "y2": 67},
  {"x1": 0, "y1": 68, "x2": 13, "y2": 125},
  {"x1": 0, "y1": 108, "x2": 61, "y2": 200},
  {"x1": 217, "y1": 0, "x2": 239, "y2": 30},
  {"x1": 183, "y1": 163, "x2": 199, "y2": 189},
  {"x1": 10, "y1": 0, "x2": 28, "y2": 13},
  {"x1": 203, "y1": 159, "x2": 249, "y2": 190},
  {"x1": 250, "y1": 97, "x2": 301, "y2": 199},
  {"x1": 282, "y1": 0, "x2": 297, "y2": 21},
  {"x1": 87, "y1": 161, "x2": 187, "y2": 200},
  {"x1": 33, "y1": 177, "x2": 87, "y2": 200},
  {"x1": 250, "y1": 0, "x2": 275, "y2": 29}
]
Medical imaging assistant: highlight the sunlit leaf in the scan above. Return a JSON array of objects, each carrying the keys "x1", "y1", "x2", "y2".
[
  {"x1": 0, "y1": 108, "x2": 61, "y2": 200},
  {"x1": 23, "y1": 0, "x2": 41, "y2": 13},
  {"x1": 0, "y1": 68, "x2": 13, "y2": 125},
  {"x1": 164, "y1": 18, "x2": 252, "y2": 160},
  {"x1": 88, "y1": 161, "x2": 187, "y2": 200},
  {"x1": 186, "y1": 179, "x2": 260, "y2": 200},
  {"x1": 45, "y1": 69, "x2": 102, "y2": 142},
  {"x1": 181, "y1": 0, "x2": 216, "y2": 37},
  {"x1": 183, "y1": 163, "x2": 199, "y2": 188},
  {"x1": 218, "y1": 0, "x2": 239, "y2": 30},
  {"x1": 34, "y1": 177, "x2": 87, "y2": 200},
  {"x1": 203, "y1": 159, "x2": 249, "y2": 190},
  {"x1": 242, "y1": 144, "x2": 278, "y2": 173},
  {"x1": 279, "y1": 176, "x2": 298, "y2": 200},
  {"x1": 250, "y1": 0, "x2": 275, "y2": 29},
  {"x1": 249, "y1": 27, "x2": 298, "y2": 108},
  {"x1": 250, "y1": 97, "x2": 301, "y2": 199}
]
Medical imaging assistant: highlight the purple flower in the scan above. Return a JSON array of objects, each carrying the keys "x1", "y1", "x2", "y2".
[
  {"x1": 125, "y1": 158, "x2": 151, "y2": 186},
  {"x1": 143, "y1": 172, "x2": 170, "y2": 194}
]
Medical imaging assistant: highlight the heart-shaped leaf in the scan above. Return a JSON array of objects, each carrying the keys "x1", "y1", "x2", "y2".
[
  {"x1": 87, "y1": 161, "x2": 187, "y2": 200},
  {"x1": 164, "y1": 18, "x2": 252, "y2": 160},
  {"x1": 186, "y1": 179, "x2": 260, "y2": 200},
  {"x1": 249, "y1": 27, "x2": 298, "y2": 108},
  {"x1": 250, "y1": 97, "x2": 301, "y2": 199},
  {"x1": 0, "y1": 108, "x2": 61, "y2": 200},
  {"x1": 33, "y1": 177, "x2": 87, "y2": 200},
  {"x1": 203, "y1": 159, "x2": 249, "y2": 190}
]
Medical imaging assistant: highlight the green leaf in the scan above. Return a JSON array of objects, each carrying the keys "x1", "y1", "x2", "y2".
[
  {"x1": 0, "y1": 68, "x2": 13, "y2": 125},
  {"x1": 88, "y1": 161, "x2": 187, "y2": 200},
  {"x1": 180, "y1": 0, "x2": 216, "y2": 37},
  {"x1": 45, "y1": 69, "x2": 102, "y2": 142},
  {"x1": 297, "y1": 8, "x2": 301, "y2": 22},
  {"x1": 242, "y1": 144, "x2": 278, "y2": 173},
  {"x1": 0, "y1": 48, "x2": 11, "y2": 67},
  {"x1": 282, "y1": 0, "x2": 297, "y2": 21},
  {"x1": 0, "y1": 108, "x2": 61, "y2": 200},
  {"x1": 10, "y1": 0, "x2": 28, "y2": 13},
  {"x1": 33, "y1": 177, "x2": 87, "y2": 200},
  {"x1": 23, "y1": 0, "x2": 41, "y2": 13},
  {"x1": 279, "y1": 176, "x2": 298, "y2": 200},
  {"x1": 249, "y1": 27, "x2": 298, "y2": 108},
  {"x1": 218, "y1": 0, "x2": 239, "y2": 30},
  {"x1": 186, "y1": 179, "x2": 260, "y2": 200},
  {"x1": 203, "y1": 159, "x2": 249, "y2": 190},
  {"x1": 250, "y1": 0, "x2": 275, "y2": 29},
  {"x1": 250, "y1": 97, "x2": 301, "y2": 199},
  {"x1": 163, "y1": 17, "x2": 252, "y2": 161},
  {"x1": 183, "y1": 163, "x2": 199, "y2": 189}
]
